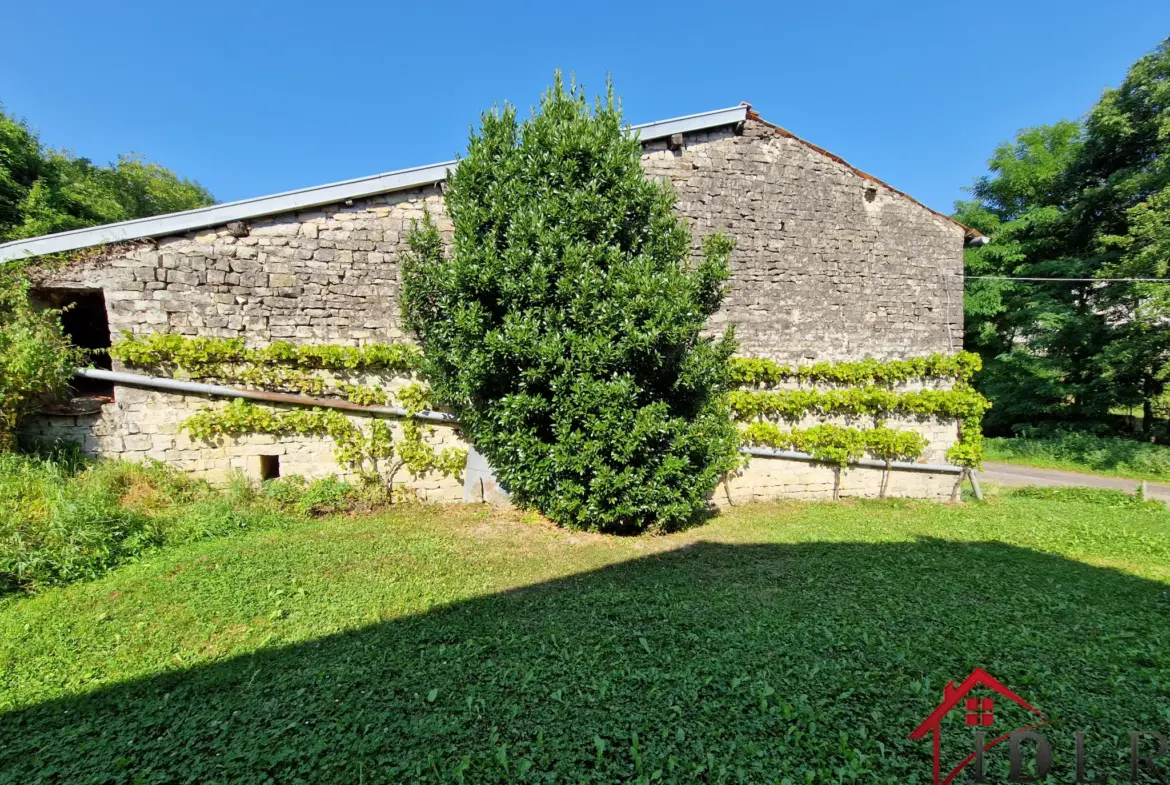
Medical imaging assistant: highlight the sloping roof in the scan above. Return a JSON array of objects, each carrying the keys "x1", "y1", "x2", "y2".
[
  {"x1": 0, "y1": 105, "x2": 748, "y2": 263},
  {"x1": 0, "y1": 102, "x2": 977, "y2": 262}
]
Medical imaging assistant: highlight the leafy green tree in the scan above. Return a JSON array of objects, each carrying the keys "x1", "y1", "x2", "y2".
[
  {"x1": 958, "y1": 39, "x2": 1170, "y2": 438},
  {"x1": 0, "y1": 109, "x2": 45, "y2": 236},
  {"x1": 402, "y1": 76, "x2": 740, "y2": 532},
  {"x1": 1081, "y1": 45, "x2": 1170, "y2": 433},
  {"x1": 0, "y1": 267, "x2": 81, "y2": 449},
  {"x1": 0, "y1": 105, "x2": 213, "y2": 242},
  {"x1": 956, "y1": 122, "x2": 1103, "y2": 429}
]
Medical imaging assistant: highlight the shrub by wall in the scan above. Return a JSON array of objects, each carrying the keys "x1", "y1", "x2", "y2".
[
  {"x1": 0, "y1": 267, "x2": 80, "y2": 449},
  {"x1": 402, "y1": 76, "x2": 740, "y2": 533}
]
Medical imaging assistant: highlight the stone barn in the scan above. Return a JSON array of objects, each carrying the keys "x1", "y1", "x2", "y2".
[{"x1": 0, "y1": 104, "x2": 981, "y2": 503}]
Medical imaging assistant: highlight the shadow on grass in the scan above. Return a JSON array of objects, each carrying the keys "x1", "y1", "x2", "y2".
[{"x1": 2, "y1": 538, "x2": 1168, "y2": 783}]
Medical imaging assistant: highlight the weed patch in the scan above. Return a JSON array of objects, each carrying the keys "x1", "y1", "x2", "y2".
[{"x1": 985, "y1": 433, "x2": 1170, "y2": 481}]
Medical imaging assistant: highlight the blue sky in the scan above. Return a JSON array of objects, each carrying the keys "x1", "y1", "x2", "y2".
[{"x1": 3, "y1": 1, "x2": 1168, "y2": 214}]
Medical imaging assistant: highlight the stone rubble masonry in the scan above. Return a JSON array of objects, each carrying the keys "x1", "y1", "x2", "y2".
[
  {"x1": 23, "y1": 117, "x2": 967, "y2": 503},
  {"x1": 19, "y1": 383, "x2": 467, "y2": 502},
  {"x1": 641, "y1": 124, "x2": 964, "y2": 361},
  {"x1": 718, "y1": 460, "x2": 956, "y2": 506}
]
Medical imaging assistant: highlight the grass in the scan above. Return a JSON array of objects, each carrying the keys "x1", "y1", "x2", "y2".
[
  {"x1": 984, "y1": 432, "x2": 1170, "y2": 483},
  {"x1": 0, "y1": 453, "x2": 389, "y2": 592},
  {"x1": 2, "y1": 491, "x2": 1169, "y2": 783}
]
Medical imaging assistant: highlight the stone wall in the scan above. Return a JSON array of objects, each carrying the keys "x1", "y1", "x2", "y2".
[
  {"x1": 34, "y1": 184, "x2": 446, "y2": 342},
  {"x1": 642, "y1": 121, "x2": 965, "y2": 362},
  {"x1": 23, "y1": 116, "x2": 968, "y2": 503},
  {"x1": 20, "y1": 384, "x2": 467, "y2": 502},
  {"x1": 720, "y1": 460, "x2": 957, "y2": 505}
]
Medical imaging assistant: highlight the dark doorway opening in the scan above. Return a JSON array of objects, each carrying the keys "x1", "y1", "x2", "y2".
[
  {"x1": 259, "y1": 455, "x2": 281, "y2": 481},
  {"x1": 31, "y1": 288, "x2": 114, "y2": 399}
]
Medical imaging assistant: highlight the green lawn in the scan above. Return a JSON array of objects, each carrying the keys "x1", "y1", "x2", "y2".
[
  {"x1": 2, "y1": 494, "x2": 1169, "y2": 783},
  {"x1": 984, "y1": 434, "x2": 1170, "y2": 483}
]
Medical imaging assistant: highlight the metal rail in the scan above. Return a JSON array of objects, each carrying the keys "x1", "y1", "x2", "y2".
[
  {"x1": 739, "y1": 446, "x2": 963, "y2": 474},
  {"x1": 77, "y1": 368, "x2": 966, "y2": 475},
  {"x1": 74, "y1": 367, "x2": 459, "y2": 424}
]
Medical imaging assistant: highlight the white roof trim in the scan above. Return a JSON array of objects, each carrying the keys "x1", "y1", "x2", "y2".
[
  {"x1": 628, "y1": 104, "x2": 747, "y2": 145},
  {"x1": 0, "y1": 104, "x2": 748, "y2": 263}
]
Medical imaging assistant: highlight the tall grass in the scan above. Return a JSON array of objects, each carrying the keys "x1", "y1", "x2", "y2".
[
  {"x1": 984, "y1": 433, "x2": 1170, "y2": 481},
  {"x1": 0, "y1": 453, "x2": 292, "y2": 593}
]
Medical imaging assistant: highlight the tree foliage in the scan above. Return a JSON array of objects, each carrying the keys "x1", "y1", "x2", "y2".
[
  {"x1": 402, "y1": 76, "x2": 740, "y2": 532},
  {"x1": 958, "y1": 39, "x2": 1170, "y2": 437},
  {"x1": 0, "y1": 268, "x2": 82, "y2": 449},
  {"x1": 0, "y1": 105, "x2": 213, "y2": 242}
]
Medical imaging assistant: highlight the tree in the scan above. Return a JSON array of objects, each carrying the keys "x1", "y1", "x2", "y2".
[
  {"x1": 958, "y1": 39, "x2": 1170, "y2": 438},
  {"x1": 1080, "y1": 44, "x2": 1170, "y2": 434},
  {"x1": 0, "y1": 105, "x2": 213, "y2": 242},
  {"x1": 402, "y1": 76, "x2": 740, "y2": 532},
  {"x1": 0, "y1": 267, "x2": 80, "y2": 449}
]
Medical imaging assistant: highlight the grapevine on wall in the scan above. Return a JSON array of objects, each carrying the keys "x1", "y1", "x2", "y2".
[
  {"x1": 109, "y1": 333, "x2": 466, "y2": 489},
  {"x1": 728, "y1": 352, "x2": 980, "y2": 388},
  {"x1": 727, "y1": 350, "x2": 989, "y2": 478},
  {"x1": 109, "y1": 333, "x2": 987, "y2": 498},
  {"x1": 108, "y1": 333, "x2": 422, "y2": 400}
]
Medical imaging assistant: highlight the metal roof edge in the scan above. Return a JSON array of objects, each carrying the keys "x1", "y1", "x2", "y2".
[
  {"x1": 0, "y1": 160, "x2": 456, "y2": 263},
  {"x1": 0, "y1": 104, "x2": 749, "y2": 263},
  {"x1": 629, "y1": 104, "x2": 747, "y2": 143}
]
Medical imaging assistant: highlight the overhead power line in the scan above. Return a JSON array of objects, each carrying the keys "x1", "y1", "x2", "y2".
[{"x1": 965, "y1": 276, "x2": 1170, "y2": 283}]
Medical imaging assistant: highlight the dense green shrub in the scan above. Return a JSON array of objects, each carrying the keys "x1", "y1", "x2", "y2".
[
  {"x1": 0, "y1": 268, "x2": 82, "y2": 448},
  {"x1": 0, "y1": 453, "x2": 288, "y2": 592},
  {"x1": 402, "y1": 76, "x2": 740, "y2": 533}
]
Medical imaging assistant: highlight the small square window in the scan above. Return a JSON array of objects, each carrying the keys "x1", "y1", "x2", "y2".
[
  {"x1": 259, "y1": 455, "x2": 280, "y2": 480},
  {"x1": 965, "y1": 696, "x2": 995, "y2": 726}
]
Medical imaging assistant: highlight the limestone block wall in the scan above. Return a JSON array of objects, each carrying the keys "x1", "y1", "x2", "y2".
[
  {"x1": 719, "y1": 460, "x2": 956, "y2": 505},
  {"x1": 30, "y1": 185, "x2": 447, "y2": 342},
  {"x1": 29, "y1": 118, "x2": 964, "y2": 358},
  {"x1": 22, "y1": 114, "x2": 968, "y2": 504},
  {"x1": 641, "y1": 120, "x2": 965, "y2": 362},
  {"x1": 20, "y1": 386, "x2": 467, "y2": 502}
]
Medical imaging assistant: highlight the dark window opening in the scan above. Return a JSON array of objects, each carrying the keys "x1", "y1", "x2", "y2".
[
  {"x1": 259, "y1": 455, "x2": 281, "y2": 481},
  {"x1": 31, "y1": 288, "x2": 114, "y2": 399}
]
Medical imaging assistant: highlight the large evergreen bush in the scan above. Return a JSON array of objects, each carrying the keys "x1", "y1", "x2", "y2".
[{"x1": 402, "y1": 76, "x2": 739, "y2": 533}]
